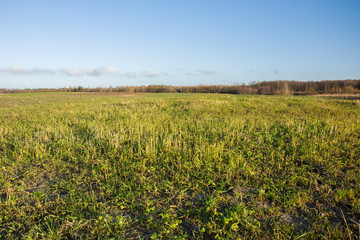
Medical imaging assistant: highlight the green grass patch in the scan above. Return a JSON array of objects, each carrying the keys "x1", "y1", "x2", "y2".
[{"x1": 0, "y1": 93, "x2": 359, "y2": 239}]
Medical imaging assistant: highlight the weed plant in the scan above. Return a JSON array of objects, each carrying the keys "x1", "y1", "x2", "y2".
[{"x1": 0, "y1": 93, "x2": 359, "y2": 239}]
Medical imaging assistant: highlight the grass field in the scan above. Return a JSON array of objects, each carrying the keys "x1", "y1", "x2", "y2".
[{"x1": 1, "y1": 92, "x2": 360, "y2": 239}]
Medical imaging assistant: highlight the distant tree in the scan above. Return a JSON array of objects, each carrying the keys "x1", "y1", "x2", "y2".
[
  {"x1": 343, "y1": 86, "x2": 357, "y2": 94},
  {"x1": 259, "y1": 86, "x2": 272, "y2": 95},
  {"x1": 305, "y1": 87, "x2": 318, "y2": 95},
  {"x1": 76, "y1": 86, "x2": 84, "y2": 92},
  {"x1": 283, "y1": 82, "x2": 292, "y2": 95}
]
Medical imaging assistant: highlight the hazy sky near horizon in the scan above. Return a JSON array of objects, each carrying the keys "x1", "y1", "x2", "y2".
[{"x1": 1, "y1": 0, "x2": 359, "y2": 88}]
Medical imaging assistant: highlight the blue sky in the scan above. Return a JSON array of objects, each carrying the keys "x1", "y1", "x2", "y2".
[{"x1": 1, "y1": 0, "x2": 359, "y2": 89}]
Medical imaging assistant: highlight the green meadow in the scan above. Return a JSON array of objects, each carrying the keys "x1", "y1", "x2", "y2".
[{"x1": 0, "y1": 92, "x2": 359, "y2": 239}]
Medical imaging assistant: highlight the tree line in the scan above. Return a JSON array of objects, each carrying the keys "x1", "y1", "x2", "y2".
[{"x1": 1, "y1": 79, "x2": 360, "y2": 95}]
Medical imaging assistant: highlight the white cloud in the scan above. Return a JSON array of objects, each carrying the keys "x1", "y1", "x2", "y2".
[
  {"x1": 0, "y1": 66, "x2": 55, "y2": 75},
  {"x1": 177, "y1": 68, "x2": 218, "y2": 76},
  {"x1": 0, "y1": 66, "x2": 121, "y2": 77},
  {"x1": 122, "y1": 72, "x2": 137, "y2": 78},
  {"x1": 141, "y1": 71, "x2": 159, "y2": 78},
  {"x1": 59, "y1": 68, "x2": 84, "y2": 77},
  {"x1": 0, "y1": 66, "x2": 168, "y2": 78},
  {"x1": 60, "y1": 66, "x2": 122, "y2": 77},
  {"x1": 0, "y1": 66, "x2": 26, "y2": 74},
  {"x1": 177, "y1": 68, "x2": 196, "y2": 76},
  {"x1": 32, "y1": 67, "x2": 56, "y2": 74},
  {"x1": 86, "y1": 66, "x2": 120, "y2": 76},
  {"x1": 120, "y1": 71, "x2": 168, "y2": 78},
  {"x1": 197, "y1": 69, "x2": 217, "y2": 76}
]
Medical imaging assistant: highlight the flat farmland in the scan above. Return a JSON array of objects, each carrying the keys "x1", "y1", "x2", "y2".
[{"x1": 0, "y1": 93, "x2": 359, "y2": 239}]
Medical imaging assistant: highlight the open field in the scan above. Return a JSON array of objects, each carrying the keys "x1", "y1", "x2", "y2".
[{"x1": 0, "y1": 92, "x2": 360, "y2": 239}]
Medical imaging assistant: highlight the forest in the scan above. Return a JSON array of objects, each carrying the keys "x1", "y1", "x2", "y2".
[{"x1": 1, "y1": 79, "x2": 360, "y2": 95}]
